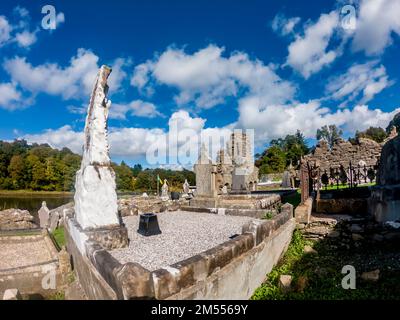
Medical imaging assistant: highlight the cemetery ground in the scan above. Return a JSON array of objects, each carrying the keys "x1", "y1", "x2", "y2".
[{"x1": 252, "y1": 229, "x2": 400, "y2": 300}]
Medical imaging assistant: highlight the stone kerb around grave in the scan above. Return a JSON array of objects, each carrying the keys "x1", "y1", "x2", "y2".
[{"x1": 66, "y1": 203, "x2": 294, "y2": 300}]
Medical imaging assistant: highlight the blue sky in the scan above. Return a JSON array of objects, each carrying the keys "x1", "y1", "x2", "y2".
[{"x1": 0, "y1": 0, "x2": 399, "y2": 168}]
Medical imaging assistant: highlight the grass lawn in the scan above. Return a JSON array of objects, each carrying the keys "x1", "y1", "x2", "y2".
[
  {"x1": 321, "y1": 182, "x2": 376, "y2": 191},
  {"x1": 252, "y1": 230, "x2": 400, "y2": 300},
  {"x1": 52, "y1": 227, "x2": 66, "y2": 248}
]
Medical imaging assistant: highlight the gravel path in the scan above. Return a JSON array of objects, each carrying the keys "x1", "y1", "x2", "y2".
[{"x1": 109, "y1": 210, "x2": 256, "y2": 271}]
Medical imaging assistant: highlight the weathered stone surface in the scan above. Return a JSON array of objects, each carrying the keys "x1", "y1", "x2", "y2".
[
  {"x1": 377, "y1": 134, "x2": 400, "y2": 186},
  {"x1": 305, "y1": 137, "x2": 382, "y2": 172},
  {"x1": 74, "y1": 65, "x2": 121, "y2": 230},
  {"x1": 278, "y1": 275, "x2": 292, "y2": 292},
  {"x1": 361, "y1": 269, "x2": 380, "y2": 282},
  {"x1": 58, "y1": 246, "x2": 72, "y2": 276},
  {"x1": 369, "y1": 130, "x2": 400, "y2": 222},
  {"x1": 116, "y1": 262, "x2": 154, "y2": 299},
  {"x1": 38, "y1": 201, "x2": 50, "y2": 228},
  {"x1": 304, "y1": 245, "x2": 317, "y2": 254},
  {"x1": 0, "y1": 209, "x2": 37, "y2": 230},
  {"x1": 3, "y1": 288, "x2": 22, "y2": 300},
  {"x1": 194, "y1": 144, "x2": 217, "y2": 197},
  {"x1": 49, "y1": 212, "x2": 60, "y2": 232}
]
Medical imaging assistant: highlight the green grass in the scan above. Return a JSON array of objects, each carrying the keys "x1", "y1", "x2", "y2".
[
  {"x1": 322, "y1": 182, "x2": 376, "y2": 191},
  {"x1": 52, "y1": 227, "x2": 66, "y2": 248},
  {"x1": 262, "y1": 211, "x2": 274, "y2": 220},
  {"x1": 251, "y1": 230, "x2": 400, "y2": 300},
  {"x1": 47, "y1": 291, "x2": 65, "y2": 300}
]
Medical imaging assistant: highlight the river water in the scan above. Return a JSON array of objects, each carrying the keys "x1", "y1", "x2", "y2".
[{"x1": 0, "y1": 194, "x2": 74, "y2": 222}]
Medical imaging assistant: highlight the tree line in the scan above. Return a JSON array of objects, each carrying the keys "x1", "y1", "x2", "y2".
[{"x1": 0, "y1": 140, "x2": 195, "y2": 192}]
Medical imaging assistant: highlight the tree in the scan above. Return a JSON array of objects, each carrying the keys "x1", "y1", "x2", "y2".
[
  {"x1": 316, "y1": 125, "x2": 343, "y2": 148},
  {"x1": 355, "y1": 127, "x2": 387, "y2": 143},
  {"x1": 131, "y1": 164, "x2": 143, "y2": 176},
  {"x1": 8, "y1": 155, "x2": 26, "y2": 189},
  {"x1": 113, "y1": 161, "x2": 134, "y2": 191},
  {"x1": 258, "y1": 146, "x2": 286, "y2": 174},
  {"x1": 268, "y1": 130, "x2": 309, "y2": 167}
]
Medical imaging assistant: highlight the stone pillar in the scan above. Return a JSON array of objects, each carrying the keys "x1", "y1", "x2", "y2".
[
  {"x1": 70, "y1": 65, "x2": 128, "y2": 251},
  {"x1": 194, "y1": 144, "x2": 217, "y2": 197}
]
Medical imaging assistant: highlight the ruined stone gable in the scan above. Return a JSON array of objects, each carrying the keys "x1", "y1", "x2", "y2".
[{"x1": 305, "y1": 138, "x2": 383, "y2": 171}]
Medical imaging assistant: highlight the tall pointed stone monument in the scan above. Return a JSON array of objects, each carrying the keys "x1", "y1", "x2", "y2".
[{"x1": 70, "y1": 65, "x2": 128, "y2": 251}]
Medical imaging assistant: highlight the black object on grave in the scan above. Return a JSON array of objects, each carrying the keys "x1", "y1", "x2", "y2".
[{"x1": 137, "y1": 213, "x2": 162, "y2": 236}]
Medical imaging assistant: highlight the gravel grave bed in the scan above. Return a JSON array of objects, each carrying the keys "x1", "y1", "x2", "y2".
[
  {"x1": 0, "y1": 237, "x2": 54, "y2": 270},
  {"x1": 109, "y1": 210, "x2": 256, "y2": 271}
]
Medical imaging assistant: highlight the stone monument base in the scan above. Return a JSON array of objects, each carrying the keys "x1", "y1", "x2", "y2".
[
  {"x1": 189, "y1": 196, "x2": 218, "y2": 208},
  {"x1": 68, "y1": 217, "x2": 128, "y2": 253},
  {"x1": 369, "y1": 184, "x2": 400, "y2": 222}
]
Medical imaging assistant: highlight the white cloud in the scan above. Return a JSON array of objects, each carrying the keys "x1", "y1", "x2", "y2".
[
  {"x1": 131, "y1": 45, "x2": 295, "y2": 109},
  {"x1": 272, "y1": 14, "x2": 301, "y2": 36},
  {"x1": 0, "y1": 7, "x2": 38, "y2": 49},
  {"x1": 21, "y1": 110, "x2": 233, "y2": 166},
  {"x1": 326, "y1": 61, "x2": 392, "y2": 105},
  {"x1": 13, "y1": 6, "x2": 29, "y2": 18},
  {"x1": 4, "y1": 49, "x2": 128, "y2": 100},
  {"x1": 286, "y1": 11, "x2": 339, "y2": 78},
  {"x1": 67, "y1": 104, "x2": 86, "y2": 115},
  {"x1": 0, "y1": 16, "x2": 11, "y2": 46},
  {"x1": 110, "y1": 100, "x2": 163, "y2": 119},
  {"x1": 352, "y1": 0, "x2": 400, "y2": 55},
  {"x1": 56, "y1": 12, "x2": 65, "y2": 26},
  {"x1": 236, "y1": 98, "x2": 400, "y2": 143},
  {"x1": 14, "y1": 29, "x2": 37, "y2": 48},
  {"x1": 23, "y1": 125, "x2": 84, "y2": 154},
  {"x1": 0, "y1": 82, "x2": 22, "y2": 110}
]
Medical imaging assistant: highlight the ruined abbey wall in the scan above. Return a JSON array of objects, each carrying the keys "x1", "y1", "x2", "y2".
[{"x1": 305, "y1": 138, "x2": 383, "y2": 171}]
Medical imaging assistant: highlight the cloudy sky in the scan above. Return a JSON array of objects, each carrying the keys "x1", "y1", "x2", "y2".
[{"x1": 0, "y1": 0, "x2": 399, "y2": 168}]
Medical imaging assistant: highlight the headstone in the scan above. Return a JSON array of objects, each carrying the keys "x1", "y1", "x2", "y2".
[
  {"x1": 183, "y1": 179, "x2": 190, "y2": 194},
  {"x1": 142, "y1": 192, "x2": 149, "y2": 198},
  {"x1": 49, "y1": 212, "x2": 60, "y2": 232},
  {"x1": 72, "y1": 65, "x2": 128, "y2": 250},
  {"x1": 161, "y1": 180, "x2": 169, "y2": 200},
  {"x1": 194, "y1": 144, "x2": 217, "y2": 197},
  {"x1": 281, "y1": 171, "x2": 291, "y2": 188},
  {"x1": 3, "y1": 289, "x2": 22, "y2": 300},
  {"x1": 38, "y1": 201, "x2": 50, "y2": 229}
]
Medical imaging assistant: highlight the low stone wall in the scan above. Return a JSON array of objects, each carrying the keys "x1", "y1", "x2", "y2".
[
  {"x1": 316, "y1": 188, "x2": 371, "y2": 215},
  {"x1": 64, "y1": 204, "x2": 295, "y2": 300},
  {"x1": 189, "y1": 194, "x2": 281, "y2": 212}
]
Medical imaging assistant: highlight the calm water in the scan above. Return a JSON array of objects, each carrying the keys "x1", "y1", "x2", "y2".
[{"x1": 0, "y1": 194, "x2": 73, "y2": 222}]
